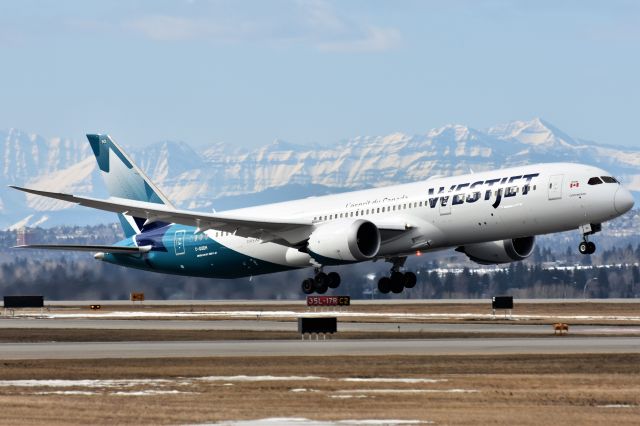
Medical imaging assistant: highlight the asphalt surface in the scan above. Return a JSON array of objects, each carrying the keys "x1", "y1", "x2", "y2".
[
  {"x1": 0, "y1": 337, "x2": 638, "y2": 359},
  {"x1": 7, "y1": 298, "x2": 639, "y2": 307},
  {"x1": 1, "y1": 318, "x2": 639, "y2": 335}
]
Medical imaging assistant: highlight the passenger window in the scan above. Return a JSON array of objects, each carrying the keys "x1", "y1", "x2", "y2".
[
  {"x1": 588, "y1": 177, "x2": 603, "y2": 185},
  {"x1": 601, "y1": 176, "x2": 617, "y2": 184},
  {"x1": 419, "y1": 201, "x2": 423, "y2": 207}
]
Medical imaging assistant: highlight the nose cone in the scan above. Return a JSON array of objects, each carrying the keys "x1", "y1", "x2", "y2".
[{"x1": 614, "y1": 188, "x2": 635, "y2": 214}]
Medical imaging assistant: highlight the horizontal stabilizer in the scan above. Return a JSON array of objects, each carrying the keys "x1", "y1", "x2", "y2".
[
  {"x1": 13, "y1": 244, "x2": 152, "y2": 254},
  {"x1": 9, "y1": 185, "x2": 313, "y2": 245}
]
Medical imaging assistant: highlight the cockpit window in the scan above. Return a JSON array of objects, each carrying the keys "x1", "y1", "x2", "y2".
[
  {"x1": 601, "y1": 176, "x2": 618, "y2": 184},
  {"x1": 588, "y1": 177, "x2": 603, "y2": 185}
]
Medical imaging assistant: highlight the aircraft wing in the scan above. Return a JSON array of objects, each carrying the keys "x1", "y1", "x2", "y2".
[
  {"x1": 13, "y1": 244, "x2": 151, "y2": 254},
  {"x1": 10, "y1": 186, "x2": 313, "y2": 245}
]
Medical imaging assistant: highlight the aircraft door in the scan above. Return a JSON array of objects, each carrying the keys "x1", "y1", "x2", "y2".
[
  {"x1": 548, "y1": 174, "x2": 564, "y2": 200},
  {"x1": 174, "y1": 230, "x2": 185, "y2": 255}
]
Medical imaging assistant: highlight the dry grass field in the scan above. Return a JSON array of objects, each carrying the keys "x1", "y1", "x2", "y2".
[{"x1": 0, "y1": 354, "x2": 638, "y2": 425}]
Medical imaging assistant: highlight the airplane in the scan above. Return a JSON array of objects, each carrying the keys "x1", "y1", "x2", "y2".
[{"x1": 11, "y1": 134, "x2": 635, "y2": 295}]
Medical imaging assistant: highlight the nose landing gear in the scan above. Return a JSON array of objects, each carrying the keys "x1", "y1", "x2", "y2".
[
  {"x1": 578, "y1": 223, "x2": 600, "y2": 255},
  {"x1": 578, "y1": 240, "x2": 596, "y2": 255},
  {"x1": 377, "y1": 257, "x2": 418, "y2": 294}
]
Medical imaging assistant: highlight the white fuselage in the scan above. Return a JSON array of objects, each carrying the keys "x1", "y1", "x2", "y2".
[{"x1": 204, "y1": 162, "x2": 631, "y2": 269}]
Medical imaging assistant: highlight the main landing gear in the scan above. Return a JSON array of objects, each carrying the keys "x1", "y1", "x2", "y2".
[
  {"x1": 377, "y1": 257, "x2": 417, "y2": 294},
  {"x1": 578, "y1": 223, "x2": 601, "y2": 255},
  {"x1": 301, "y1": 269, "x2": 341, "y2": 295}
]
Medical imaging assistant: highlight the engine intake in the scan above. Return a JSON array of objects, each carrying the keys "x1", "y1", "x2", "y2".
[
  {"x1": 458, "y1": 236, "x2": 536, "y2": 265},
  {"x1": 308, "y1": 219, "x2": 381, "y2": 263}
]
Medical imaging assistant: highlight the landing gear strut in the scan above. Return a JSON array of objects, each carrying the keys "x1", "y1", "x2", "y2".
[
  {"x1": 377, "y1": 257, "x2": 417, "y2": 294},
  {"x1": 301, "y1": 269, "x2": 341, "y2": 294},
  {"x1": 578, "y1": 223, "x2": 600, "y2": 255}
]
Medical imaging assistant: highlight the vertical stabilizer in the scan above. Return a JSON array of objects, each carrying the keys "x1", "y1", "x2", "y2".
[{"x1": 87, "y1": 134, "x2": 174, "y2": 235}]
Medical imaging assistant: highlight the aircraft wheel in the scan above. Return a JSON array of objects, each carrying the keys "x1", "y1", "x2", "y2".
[
  {"x1": 378, "y1": 277, "x2": 391, "y2": 294},
  {"x1": 314, "y1": 272, "x2": 329, "y2": 294},
  {"x1": 587, "y1": 241, "x2": 596, "y2": 254},
  {"x1": 404, "y1": 271, "x2": 417, "y2": 288},
  {"x1": 579, "y1": 241, "x2": 589, "y2": 255},
  {"x1": 301, "y1": 278, "x2": 315, "y2": 295},
  {"x1": 327, "y1": 272, "x2": 341, "y2": 289},
  {"x1": 390, "y1": 272, "x2": 405, "y2": 293}
]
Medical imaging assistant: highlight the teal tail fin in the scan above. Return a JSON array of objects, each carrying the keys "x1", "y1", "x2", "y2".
[{"x1": 87, "y1": 134, "x2": 174, "y2": 236}]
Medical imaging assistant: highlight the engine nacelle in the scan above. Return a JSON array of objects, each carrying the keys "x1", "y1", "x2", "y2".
[
  {"x1": 308, "y1": 219, "x2": 381, "y2": 263},
  {"x1": 458, "y1": 236, "x2": 536, "y2": 265}
]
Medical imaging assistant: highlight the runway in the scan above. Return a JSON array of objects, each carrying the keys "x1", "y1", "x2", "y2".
[
  {"x1": 1, "y1": 318, "x2": 638, "y2": 334},
  {"x1": 1, "y1": 336, "x2": 638, "y2": 359}
]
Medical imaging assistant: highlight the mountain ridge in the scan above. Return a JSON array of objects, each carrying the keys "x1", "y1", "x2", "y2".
[{"x1": 2, "y1": 118, "x2": 639, "y2": 228}]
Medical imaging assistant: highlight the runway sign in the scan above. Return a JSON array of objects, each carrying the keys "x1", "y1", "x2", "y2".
[
  {"x1": 298, "y1": 317, "x2": 337, "y2": 334},
  {"x1": 3, "y1": 295, "x2": 44, "y2": 308},
  {"x1": 306, "y1": 296, "x2": 350, "y2": 307},
  {"x1": 130, "y1": 292, "x2": 145, "y2": 302},
  {"x1": 492, "y1": 296, "x2": 514, "y2": 310}
]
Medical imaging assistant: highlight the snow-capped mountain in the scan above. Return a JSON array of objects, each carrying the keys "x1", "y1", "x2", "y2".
[{"x1": 1, "y1": 118, "x2": 639, "y2": 228}]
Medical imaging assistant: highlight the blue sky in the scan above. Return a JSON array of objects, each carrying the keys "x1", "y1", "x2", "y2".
[{"x1": 0, "y1": 0, "x2": 638, "y2": 148}]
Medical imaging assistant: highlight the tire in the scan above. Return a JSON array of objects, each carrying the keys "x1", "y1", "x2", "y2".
[
  {"x1": 579, "y1": 242, "x2": 588, "y2": 254},
  {"x1": 315, "y1": 282, "x2": 328, "y2": 294},
  {"x1": 301, "y1": 278, "x2": 315, "y2": 295},
  {"x1": 327, "y1": 272, "x2": 341, "y2": 289},
  {"x1": 404, "y1": 271, "x2": 417, "y2": 288},
  {"x1": 390, "y1": 272, "x2": 404, "y2": 293},
  {"x1": 587, "y1": 241, "x2": 596, "y2": 254},
  {"x1": 378, "y1": 277, "x2": 391, "y2": 294}
]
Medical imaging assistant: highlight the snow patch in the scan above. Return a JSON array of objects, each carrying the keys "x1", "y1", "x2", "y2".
[
  {"x1": 192, "y1": 419, "x2": 425, "y2": 426},
  {"x1": 112, "y1": 390, "x2": 192, "y2": 396},
  {"x1": 38, "y1": 310, "x2": 640, "y2": 322},
  {"x1": 341, "y1": 378, "x2": 446, "y2": 384},
  {"x1": 196, "y1": 375, "x2": 325, "y2": 382},
  {"x1": 597, "y1": 404, "x2": 637, "y2": 408},
  {"x1": 335, "y1": 389, "x2": 478, "y2": 394},
  {"x1": 0, "y1": 379, "x2": 176, "y2": 388},
  {"x1": 35, "y1": 390, "x2": 98, "y2": 396}
]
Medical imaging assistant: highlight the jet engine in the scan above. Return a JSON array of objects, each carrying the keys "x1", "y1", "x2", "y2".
[
  {"x1": 308, "y1": 219, "x2": 381, "y2": 263},
  {"x1": 457, "y1": 236, "x2": 536, "y2": 265}
]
